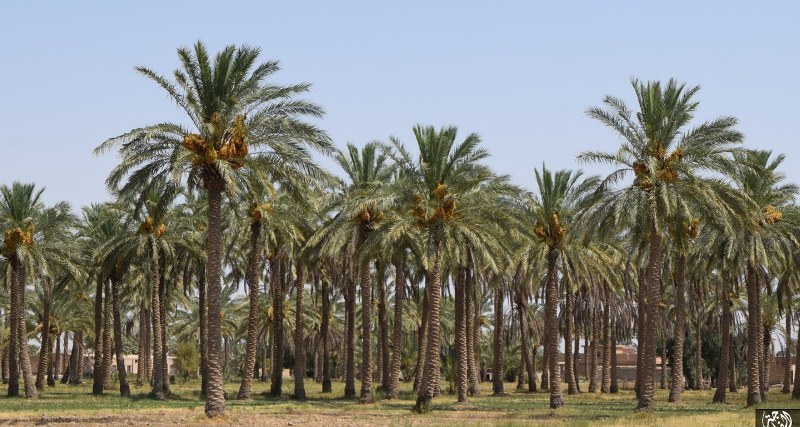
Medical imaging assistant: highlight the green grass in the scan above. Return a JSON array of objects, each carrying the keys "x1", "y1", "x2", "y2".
[{"x1": 1, "y1": 379, "x2": 798, "y2": 426}]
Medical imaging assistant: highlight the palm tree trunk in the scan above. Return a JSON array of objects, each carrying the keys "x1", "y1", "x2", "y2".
[
  {"x1": 321, "y1": 277, "x2": 332, "y2": 393},
  {"x1": 203, "y1": 178, "x2": 226, "y2": 417},
  {"x1": 516, "y1": 286, "x2": 535, "y2": 393},
  {"x1": 388, "y1": 257, "x2": 405, "y2": 399},
  {"x1": 377, "y1": 265, "x2": 390, "y2": 392},
  {"x1": 68, "y1": 331, "x2": 80, "y2": 384},
  {"x1": 76, "y1": 331, "x2": 85, "y2": 384},
  {"x1": 149, "y1": 246, "x2": 165, "y2": 400},
  {"x1": 793, "y1": 310, "x2": 800, "y2": 398},
  {"x1": 35, "y1": 277, "x2": 52, "y2": 390},
  {"x1": 14, "y1": 257, "x2": 36, "y2": 398},
  {"x1": 583, "y1": 334, "x2": 588, "y2": 390},
  {"x1": 713, "y1": 275, "x2": 731, "y2": 403},
  {"x1": 159, "y1": 265, "x2": 168, "y2": 394},
  {"x1": 293, "y1": 265, "x2": 307, "y2": 400},
  {"x1": 270, "y1": 256, "x2": 285, "y2": 397},
  {"x1": 50, "y1": 331, "x2": 60, "y2": 387},
  {"x1": 198, "y1": 269, "x2": 208, "y2": 394},
  {"x1": 111, "y1": 274, "x2": 130, "y2": 397},
  {"x1": 601, "y1": 283, "x2": 611, "y2": 393},
  {"x1": 545, "y1": 249, "x2": 564, "y2": 407},
  {"x1": 565, "y1": 288, "x2": 577, "y2": 395},
  {"x1": 636, "y1": 215, "x2": 664, "y2": 411},
  {"x1": 455, "y1": 265, "x2": 468, "y2": 402},
  {"x1": 92, "y1": 275, "x2": 105, "y2": 395},
  {"x1": 414, "y1": 239, "x2": 443, "y2": 413},
  {"x1": 492, "y1": 278, "x2": 505, "y2": 396},
  {"x1": 1, "y1": 313, "x2": 7, "y2": 385},
  {"x1": 359, "y1": 259, "x2": 374, "y2": 403},
  {"x1": 761, "y1": 324, "x2": 769, "y2": 400},
  {"x1": 103, "y1": 280, "x2": 114, "y2": 390},
  {"x1": 145, "y1": 308, "x2": 152, "y2": 382},
  {"x1": 783, "y1": 303, "x2": 792, "y2": 394},
  {"x1": 261, "y1": 333, "x2": 268, "y2": 382},
  {"x1": 660, "y1": 329, "x2": 668, "y2": 389},
  {"x1": 745, "y1": 262, "x2": 761, "y2": 406},
  {"x1": 610, "y1": 316, "x2": 618, "y2": 393},
  {"x1": 668, "y1": 254, "x2": 687, "y2": 402},
  {"x1": 589, "y1": 314, "x2": 598, "y2": 393},
  {"x1": 344, "y1": 264, "x2": 356, "y2": 399},
  {"x1": 136, "y1": 302, "x2": 146, "y2": 386},
  {"x1": 472, "y1": 273, "x2": 482, "y2": 390},
  {"x1": 574, "y1": 334, "x2": 581, "y2": 393},
  {"x1": 7, "y1": 264, "x2": 19, "y2": 396},
  {"x1": 60, "y1": 332, "x2": 69, "y2": 384},
  {"x1": 730, "y1": 341, "x2": 738, "y2": 392},
  {"x1": 530, "y1": 344, "x2": 538, "y2": 392},
  {"x1": 465, "y1": 259, "x2": 479, "y2": 396},
  {"x1": 46, "y1": 334, "x2": 54, "y2": 387},
  {"x1": 635, "y1": 268, "x2": 646, "y2": 400},
  {"x1": 237, "y1": 219, "x2": 262, "y2": 400},
  {"x1": 541, "y1": 351, "x2": 549, "y2": 390},
  {"x1": 694, "y1": 319, "x2": 703, "y2": 390},
  {"x1": 413, "y1": 287, "x2": 428, "y2": 393}
]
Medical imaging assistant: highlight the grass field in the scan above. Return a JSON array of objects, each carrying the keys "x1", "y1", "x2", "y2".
[{"x1": 0, "y1": 379, "x2": 797, "y2": 426}]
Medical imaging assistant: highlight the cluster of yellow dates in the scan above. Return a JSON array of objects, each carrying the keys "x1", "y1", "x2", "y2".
[
  {"x1": 140, "y1": 216, "x2": 167, "y2": 237},
  {"x1": 685, "y1": 217, "x2": 700, "y2": 239},
  {"x1": 183, "y1": 113, "x2": 248, "y2": 168},
  {"x1": 412, "y1": 183, "x2": 455, "y2": 228},
  {"x1": 534, "y1": 213, "x2": 564, "y2": 245},
  {"x1": 633, "y1": 141, "x2": 684, "y2": 189},
  {"x1": 249, "y1": 203, "x2": 273, "y2": 221},
  {"x1": 358, "y1": 207, "x2": 385, "y2": 224},
  {"x1": 764, "y1": 205, "x2": 782, "y2": 224},
  {"x1": 3, "y1": 224, "x2": 34, "y2": 256}
]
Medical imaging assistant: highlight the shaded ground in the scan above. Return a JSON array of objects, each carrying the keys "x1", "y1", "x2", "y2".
[{"x1": 0, "y1": 379, "x2": 796, "y2": 426}]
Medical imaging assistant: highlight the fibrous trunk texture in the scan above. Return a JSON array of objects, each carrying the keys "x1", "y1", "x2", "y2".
[
  {"x1": 414, "y1": 241, "x2": 443, "y2": 412},
  {"x1": 238, "y1": 219, "x2": 262, "y2": 400},
  {"x1": 204, "y1": 178, "x2": 226, "y2": 416},
  {"x1": 668, "y1": 254, "x2": 687, "y2": 402},
  {"x1": 387, "y1": 257, "x2": 405, "y2": 399}
]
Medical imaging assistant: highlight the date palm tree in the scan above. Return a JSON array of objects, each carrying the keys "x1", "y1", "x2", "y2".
[
  {"x1": 726, "y1": 150, "x2": 799, "y2": 405},
  {"x1": 527, "y1": 165, "x2": 602, "y2": 408},
  {"x1": 96, "y1": 41, "x2": 330, "y2": 417},
  {"x1": 581, "y1": 78, "x2": 743, "y2": 410},
  {"x1": 2, "y1": 183, "x2": 76, "y2": 399},
  {"x1": 389, "y1": 125, "x2": 497, "y2": 412},
  {"x1": 309, "y1": 142, "x2": 394, "y2": 402}
]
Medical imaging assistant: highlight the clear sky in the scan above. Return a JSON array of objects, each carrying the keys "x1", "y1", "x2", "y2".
[{"x1": 1, "y1": 2, "x2": 798, "y2": 209}]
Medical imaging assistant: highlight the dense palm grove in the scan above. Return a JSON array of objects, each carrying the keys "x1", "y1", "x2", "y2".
[{"x1": 2, "y1": 41, "x2": 799, "y2": 418}]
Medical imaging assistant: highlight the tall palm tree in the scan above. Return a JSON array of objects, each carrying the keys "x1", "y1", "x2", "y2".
[
  {"x1": 581, "y1": 78, "x2": 743, "y2": 410},
  {"x1": 1, "y1": 183, "x2": 75, "y2": 399},
  {"x1": 309, "y1": 142, "x2": 393, "y2": 402},
  {"x1": 96, "y1": 41, "x2": 330, "y2": 417},
  {"x1": 726, "y1": 150, "x2": 799, "y2": 405},
  {"x1": 528, "y1": 165, "x2": 601, "y2": 408},
  {"x1": 390, "y1": 125, "x2": 496, "y2": 412},
  {"x1": 31, "y1": 202, "x2": 78, "y2": 391}
]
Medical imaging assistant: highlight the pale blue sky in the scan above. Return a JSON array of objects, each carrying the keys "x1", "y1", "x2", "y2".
[{"x1": 1, "y1": 2, "x2": 798, "y2": 209}]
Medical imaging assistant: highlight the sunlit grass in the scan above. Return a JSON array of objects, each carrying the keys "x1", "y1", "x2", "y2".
[{"x1": 1, "y1": 379, "x2": 798, "y2": 425}]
